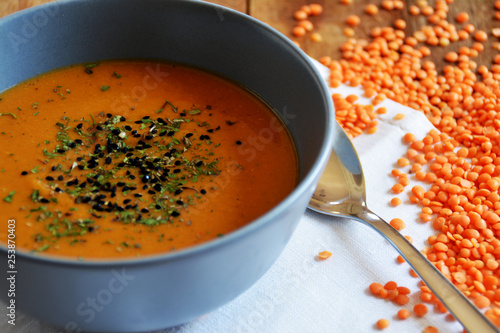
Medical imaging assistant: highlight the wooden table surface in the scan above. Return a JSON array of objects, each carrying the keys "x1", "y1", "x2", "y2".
[{"x1": 1, "y1": 0, "x2": 498, "y2": 73}]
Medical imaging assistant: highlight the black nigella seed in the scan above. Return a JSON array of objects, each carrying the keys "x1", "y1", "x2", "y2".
[
  {"x1": 141, "y1": 208, "x2": 149, "y2": 213},
  {"x1": 171, "y1": 211, "x2": 180, "y2": 217},
  {"x1": 123, "y1": 199, "x2": 131, "y2": 204},
  {"x1": 120, "y1": 116, "x2": 126, "y2": 122},
  {"x1": 129, "y1": 175, "x2": 136, "y2": 180},
  {"x1": 206, "y1": 105, "x2": 212, "y2": 110},
  {"x1": 124, "y1": 125, "x2": 132, "y2": 131},
  {"x1": 51, "y1": 166, "x2": 57, "y2": 171},
  {"x1": 236, "y1": 140, "x2": 242, "y2": 145},
  {"x1": 155, "y1": 204, "x2": 162, "y2": 209},
  {"x1": 107, "y1": 113, "x2": 112, "y2": 118},
  {"x1": 167, "y1": 131, "x2": 175, "y2": 137},
  {"x1": 21, "y1": 171, "x2": 28, "y2": 175},
  {"x1": 75, "y1": 139, "x2": 83, "y2": 145},
  {"x1": 87, "y1": 178, "x2": 94, "y2": 184},
  {"x1": 174, "y1": 189, "x2": 183, "y2": 195},
  {"x1": 148, "y1": 190, "x2": 156, "y2": 195},
  {"x1": 66, "y1": 180, "x2": 75, "y2": 186},
  {"x1": 142, "y1": 175, "x2": 150, "y2": 183},
  {"x1": 79, "y1": 182, "x2": 87, "y2": 188},
  {"x1": 57, "y1": 149, "x2": 66, "y2": 154},
  {"x1": 57, "y1": 175, "x2": 64, "y2": 181},
  {"x1": 207, "y1": 129, "x2": 214, "y2": 133},
  {"x1": 76, "y1": 157, "x2": 83, "y2": 162},
  {"x1": 173, "y1": 169, "x2": 181, "y2": 174},
  {"x1": 112, "y1": 129, "x2": 120, "y2": 135},
  {"x1": 159, "y1": 176, "x2": 167, "y2": 182},
  {"x1": 142, "y1": 184, "x2": 148, "y2": 190},
  {"x1": 76, "y1": 123, "x2": 83, "y2": 129},
  {"x1": 46, "y1": 176, "x2": 54, "y2": 181},
  {"x1": 185, "y1": 133, "x2": 193, "y2": 138},
  {"x1": 195, "y1": 161, "x2": 203, "y2": 167},
  {"x1": 151, "y1": 129, "x2": 158, "y2": 134},
  {"x1": 110, "y1": 192, "x2": 116, "y2": 198},
  {"x1": 180, "y1": 112, "x2": 186, "y2": 117},
  {"x1": 170, "y1": 148, "x2": 177, "y2": 154},
  {"x1": 69, "y1": 142, "x2": 77, "y2": 148},
  {"x1": 154, "y1": 184, "x2": 162, "y2": 191},
  {"x1": 125, "y1": 204, "x2": 132, "y2": 210},
  {"x1": 117, "y1": 182, "x2": 125, "y2": 187},
  {"x1": 176, "y1": 200, "x2": 183, "y2": 205},
  {"x1": 105, "y1": 157, "x2": 112, "y2": 164},
  {"x1": 200, "y1": 189, "x2": 207, "y2": 194},
  {"x1": 104, "y1": 121, "x2": 109, "y2": 126},
  {"x1": 96, "y1": 125, "x2": 103, "y2": 131},
  {"x1": 164, "y1": 152, "x2": 171, "y2": 157},
  {"x1": 134, "y1": 120, "x2": 142, "y2": 124},
  {"x1": 126, "y1": 153, "x2": 134, "y2": 157},
  {"x1": 142, "y1": 116, "x2": 150, "y2": 120},
  {"x1": 77, "y1": 165, "x2": 85, "y2": 170},
  {"x1": 55, "y1": 187, "x2": 62, "y2": 193},
  {"x1": 174, "y1": 160, "x2": 182, "y2": 166},
  {"x1": 84, "y1": 68, "x2": 93, "y2": 75},
  {"x1": 40, "y1": 198, "x2": 50, "y2": 203},
  {"x1": 111, "y1": 186, "x2": 117, "y2": 193},
  {"x1": 122, "y1": 186, "x2": 130, "y2": 191},
  {"x1": 145, "y1": 135, "x2": 153, "y2": 140},
  {"x1": 117, "y1": 163, "x2": 126, "y2": 168},
  {"x1": 159, "y1": 131, "x2": 167, "y2": 137},
  {"x1": 134, "y1": 193, "x2": 142, "y2": 197}
]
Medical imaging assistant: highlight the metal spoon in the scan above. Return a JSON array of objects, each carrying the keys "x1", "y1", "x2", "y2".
[{"x1": 308, "y1": 122, "x2": 498, "y2": 333}]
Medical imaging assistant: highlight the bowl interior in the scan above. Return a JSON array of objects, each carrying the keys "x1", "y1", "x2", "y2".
[{"x1": 0, "y1": 0, "x2": 334, "y2": 262}]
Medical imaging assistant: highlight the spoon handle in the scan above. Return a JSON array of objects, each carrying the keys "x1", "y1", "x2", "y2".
[{"x1": 355, "y1": 208, "x2": 498, "y2": 333}]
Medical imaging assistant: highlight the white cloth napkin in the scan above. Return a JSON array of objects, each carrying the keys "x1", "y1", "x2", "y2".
[{"x1": 0, "y1": 61, "x2": 467, "y2": 333}]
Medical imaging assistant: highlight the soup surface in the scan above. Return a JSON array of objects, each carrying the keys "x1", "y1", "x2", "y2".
[{"x1": 0, "y1": 61, "x2": 298, "y2": 259}]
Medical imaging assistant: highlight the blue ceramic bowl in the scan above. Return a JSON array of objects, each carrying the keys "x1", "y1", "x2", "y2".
[{"x1": 0, "y1": 0, "x2": 334, "y2": 331}]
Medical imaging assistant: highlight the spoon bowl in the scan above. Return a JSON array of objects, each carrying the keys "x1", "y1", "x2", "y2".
[{"x1": 309, "y1": 122, "x2": 498, "y2": 333}]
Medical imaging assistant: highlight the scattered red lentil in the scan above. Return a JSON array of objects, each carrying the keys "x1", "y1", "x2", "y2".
[
  {"x1": 423, "y1": 326, "x2": 439, "y2": 333},
  {"x1": 291, "y1": 0, "x2": 500, "y2": 328},
  {"x1": 390, "y1": 197, "x2": 402, "y2": 206},
  {"x1": 414, "y1": 303, "x2": 429, "y2": 317},
  {"x1": 318, "y1": 250, "x2": 333, "y2": 260},
  {"x1": 346, "y1": 15, "x2": 361, "y2": 27},
  {"x1": 397, "y1": 309, "x2": 410, "y2": 319},
  {"x1": 365, "y1": 4, "x2": 379, "y2": 15},
  {"x1": 376, "y1": 318, "x2": 390, "y2": 329},
  {"x1": 390, "y1": 218, "x2": 406, "y2": 230}
]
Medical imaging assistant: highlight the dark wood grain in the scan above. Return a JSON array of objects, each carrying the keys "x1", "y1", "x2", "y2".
[{"x1": 251, "y1": 0, "x2": 499, "y2": 73}]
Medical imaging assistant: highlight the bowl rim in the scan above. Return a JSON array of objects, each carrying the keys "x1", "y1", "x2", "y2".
[{"x1": 0, "y1": 0, "x2": 335, "y2": 267}]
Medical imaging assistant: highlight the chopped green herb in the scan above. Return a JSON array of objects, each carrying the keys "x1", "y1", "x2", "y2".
[
  {"x1": 0, "y1": 113, "x2": 17, "y2": 119},
  {"x1": 101, "y1": 86, "x2": 110, "y2": 92},
  {"x1": 3, "y1": 191, "x2": 15, "y2": 203}
]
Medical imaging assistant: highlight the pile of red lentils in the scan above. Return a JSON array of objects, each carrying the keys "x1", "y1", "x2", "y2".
[{"x1": 292, "y1": 0, "x2": 500, "y2": 331}]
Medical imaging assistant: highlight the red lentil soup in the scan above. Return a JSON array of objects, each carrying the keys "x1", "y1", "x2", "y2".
[{"x1": 0, "y1": 60, "x2": 298, "y2": 259}]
